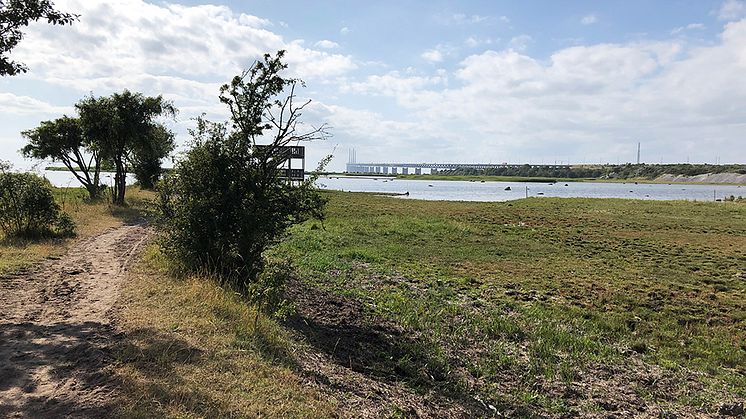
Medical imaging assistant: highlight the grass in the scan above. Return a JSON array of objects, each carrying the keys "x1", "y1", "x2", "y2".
[
  {"x1": 8, "y1": 183, "x2": 742, "y2": 414},
  {"x1": 270, "y1": 191, "x2": 746, "y2": 414},
  {"x1": 0, "y1": 186, "x2": 152, "y2": 276},
  {"x1": 1, "y1": 184, "x2": 336, "y2": 416},
  {"x1": 113, "y1": 246, "x2": 337, "y2": 417}
]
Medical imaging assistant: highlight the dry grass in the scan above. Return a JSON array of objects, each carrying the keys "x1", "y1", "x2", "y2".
[{"x1": 112, "y1": 246, "x2": 337, "y2": 418}]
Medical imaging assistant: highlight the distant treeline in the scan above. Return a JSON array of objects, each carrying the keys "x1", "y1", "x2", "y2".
[{"x1": 442, "y1": 164, "x2": 746, "y2": 179}]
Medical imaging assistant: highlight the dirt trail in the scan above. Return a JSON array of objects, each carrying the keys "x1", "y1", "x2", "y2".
[{"x1": 0, "y1": 224, "x2": 150, "y2": 418}]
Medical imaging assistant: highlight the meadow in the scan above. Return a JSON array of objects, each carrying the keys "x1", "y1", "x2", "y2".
[
  {"x1": 271, "y1": 191, "x2": 746, "y2": 415},
  {"x1": 3, "y1": 187, "x2": 744, "y2": 416}
]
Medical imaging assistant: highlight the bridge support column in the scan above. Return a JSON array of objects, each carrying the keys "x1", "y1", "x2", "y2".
[
  {"x1": 431, "y1": 168, "x2": 438, "y2": 174},
  {"x1": 402, "y1": 168, "x2": 409, "y2": 175},
  {"x1": 392, "y1": 167, "x2": 398, "y2": 175},
  {"x1": 415, "y1": 168, "x2": 421, "y2": 175}
]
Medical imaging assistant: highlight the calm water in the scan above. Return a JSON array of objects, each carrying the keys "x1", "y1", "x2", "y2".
[
  {"x1": 41, "y1": 170, "x2": 136, "y2": 187},
  {"x1": 42, "y1": 171, "x2": 745, "y2": 202},
  {"x1": 316, "y1": 176, "x2": 745, "y2": 202}
]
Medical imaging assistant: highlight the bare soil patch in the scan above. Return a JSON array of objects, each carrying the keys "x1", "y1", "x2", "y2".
[{"x1": 0, "y1": 224, "x2": 150, "y2": 418}]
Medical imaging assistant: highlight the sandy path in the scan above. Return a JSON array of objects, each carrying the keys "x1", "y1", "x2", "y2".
[{"x1": 0, "y1": 224, "x2": 150, "y2": 418}]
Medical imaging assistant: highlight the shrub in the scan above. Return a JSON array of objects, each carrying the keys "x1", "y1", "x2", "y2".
[
  {"x1": 153, "y1": 51, "x2": 327, "y2": 291},
  {"x1": 0, "y1": 170, "x2": 76, "y2": 238}
]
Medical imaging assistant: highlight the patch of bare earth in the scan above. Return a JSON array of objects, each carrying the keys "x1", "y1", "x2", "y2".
[{"x1": 0, "y1": 224, "x2": 150, "y2": 418}]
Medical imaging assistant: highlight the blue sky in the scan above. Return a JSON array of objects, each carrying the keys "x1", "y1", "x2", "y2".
[{"x1": 1, "y1": 0, "x2": 745, "y2": 171}]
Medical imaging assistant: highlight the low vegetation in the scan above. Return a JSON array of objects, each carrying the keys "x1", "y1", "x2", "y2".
[
  {"x1": 0, "y1": 170, "x2": 75, "y2": 238},
  {"x1": 270, "y1": 191, "x2": 746, "y2": 415}
]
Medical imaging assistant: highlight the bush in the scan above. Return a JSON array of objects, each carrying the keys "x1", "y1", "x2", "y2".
[
  {"x1": 154, "y1": 123, "x2": 326, "y2": 289},
  {"x1": 153, "y1": 51, "x2": 327, "y2": 291},
  {"x1": 0, "y1": 171, "x2": 76, "y2": 238}
]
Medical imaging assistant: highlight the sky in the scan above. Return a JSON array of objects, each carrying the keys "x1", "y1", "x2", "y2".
[{"x1": 1, "y1": 0, "x2": 746, "y2": 171}]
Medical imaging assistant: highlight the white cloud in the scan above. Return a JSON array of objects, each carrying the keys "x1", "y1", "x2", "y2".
[
  {"x1": 671, "y1": 23, "x2": 706, "y2": 35},
  {"x1": 465, "y1": 36, "x2": 499, "y2": 48},
  {"x1": 0, "y1": 93, "x2": 73, "y2": 116},
  {"x1": 421, "y1": 49, "x2": 444, "y2": 63},
  {"x1": 332, "y1": 19, "x2": 746, "y2": 163},
  {"x1": 508, "y1": 35, "x2": 533, "y2": 51},
  {"x1": 436, "y1": 13, "x2": 493, "y2": 25},
  {"x1": 718, "y1": 0, "x2": 746, "y2": 20},
  {"x1": 340, "y1": 26, "x2": 350, "y2": 35},
  {"x1": 10, "y1": 0, "x2": 357, "y2": 120},
  {"x1": 581, "y1": 14, "x2": 598, "y2": 25},
  {"x1": 452, "y1": 13, "x2": 488, "y2": 24},
  {"x1": 315, "y1": 40, "x2": 340, "y2": 49}
]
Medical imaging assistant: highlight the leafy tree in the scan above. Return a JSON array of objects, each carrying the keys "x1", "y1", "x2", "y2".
[
  {"x1": 0, "y1": 0, "x2": 77, "y2": 76},
  {"x1": 21, "y1": 116, "x2": 104, "y2": 199},
  {"x1": 131, "y1": 124, "x2": 175, "y2": 189},
  {"x1": 76, "y1": 91, "x2": 176, "y2": 205},
  {"x1": 155, "y1": 51, "x2": 328, "y2": 289}
]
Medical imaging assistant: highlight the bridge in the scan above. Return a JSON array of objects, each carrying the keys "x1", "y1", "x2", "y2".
[{"x1": 345, "y1": 162, "x2": 571, "y2": 175}]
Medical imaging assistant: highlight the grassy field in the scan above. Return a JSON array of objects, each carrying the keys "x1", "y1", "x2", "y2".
[
  {"x1": 5, "y1": 185, "x2": 744, "y2": 415},
  {"x1": 271, "y1": 191, "x2": 746, "y2": 415}
]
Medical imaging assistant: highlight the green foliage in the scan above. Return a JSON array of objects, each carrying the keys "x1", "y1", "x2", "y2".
[
  {"x1": 131, "y1": 125, "x2": 175, "y2": 189},
  {"x1": 21, "y1": 116, "x2": 105, "y2": 199},
  {"x1": 248, "y1": 259, "x2": 295, "y2": 320},
  {"x1": 0, "y1": 0, "x2": 77, "y2": 76},
  {"x1": 154, "y1": 51, "x2": 327, "y2": 291},
  {"x1": 76, "y1": 90, "x2": 176, "y2": 205},
  {"x1": 0, "y1": 169, "x2": 76, "y2": 238}
]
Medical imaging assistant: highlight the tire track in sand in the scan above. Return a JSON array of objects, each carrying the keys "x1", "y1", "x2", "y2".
[{"x1": 0, "y1": 224, "x2": 150, "y2": 418}]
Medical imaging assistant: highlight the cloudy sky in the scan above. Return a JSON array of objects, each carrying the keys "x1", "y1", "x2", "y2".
[{"x1": 1, "y1": 0, "x2": 746, "y2": 171}]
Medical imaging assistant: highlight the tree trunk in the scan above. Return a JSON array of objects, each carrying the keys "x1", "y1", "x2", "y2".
[{"x1": 113, "y1": 159, "x2": 126, "y2": 205}]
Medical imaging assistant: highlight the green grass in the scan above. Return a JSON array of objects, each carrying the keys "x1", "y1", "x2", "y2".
[{"x1": 271, "y1": 191, "x2": 746, "y2": 413}]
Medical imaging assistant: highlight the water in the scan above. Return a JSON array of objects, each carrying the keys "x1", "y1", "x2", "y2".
[
  {"x1": 40, "y1": 170, "x2": 136, "y2": 187},
  {"x1": 41, "y1": 170, "x2": 745, "y2": 202},
  {"x1": 316, "y1": 176, "x2": 745, "y2": 202}
]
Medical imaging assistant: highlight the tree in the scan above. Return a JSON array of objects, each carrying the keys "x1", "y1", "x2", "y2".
[
  {"x1": 1, "y1": 0, "x2": 77, "y2": 76},
  {"x1": 76, "y1": 91, "x2": 176, "y2": 205},
  {"x1": 155, "y1": 51, "x2": 328, "y2": 289},
  {"x1": 131, "y1": 124, "x2": 175, "y2": 189},
  {"x1": 21, "y1": 116, "x2": 104, "y2": 199}
]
